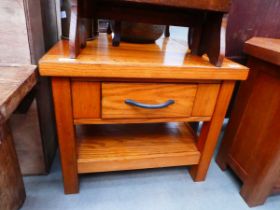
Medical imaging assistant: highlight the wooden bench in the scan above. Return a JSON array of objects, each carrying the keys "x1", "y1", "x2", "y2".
[{"x1": 0, "y1": 65, "x2": 37, "y2": 210}]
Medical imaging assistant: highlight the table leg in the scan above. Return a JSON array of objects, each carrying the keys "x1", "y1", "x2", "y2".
[
  {"x1": 0, "y1": 122, "x2": 26, "y2": 210},
  {"x1": 52, "y1": 78, "x2": 79, "y2": 194},
  {"x1": 112, "y1": 21, "x2": 121, "y2": 46},
  {"x1": 190, "y1": 81, "x2": 235, "y2": 181},
  {"x1": 188, "y1": 26, "x2": 203, "y2": 55},
  {"x1": 164, "y1": 25, "x2": 170, "y2": 37}
]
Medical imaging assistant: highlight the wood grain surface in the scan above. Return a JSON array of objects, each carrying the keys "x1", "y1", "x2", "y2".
[
  {"x1": 103, "y1": 0, "x2": 230, "y2": 12},
  {"x1": 244, "y1": 37, "x2": 280, "y2": 66},
  {"x1": 192, "y1": 83, "x2": 220, "y2": 117},
  {"x1": 102, "y1": 83, "x2": 197, "y2": 118},
  {"x1": 0, "y1": 123, "x2": 26, "y2": 210},
  {"x1": 39, "y1": 34, "x2": 248, "y2": 80},
  {"x1": 76, "y1": 122, "x2": 200, "y2": 173},
  {"x1": 216, "y1": 48, "x2": 280, "y2": 207},
  {"x1": 74, "y1": 116, "x2": 211, "y2": 125},
  {"x1": 51, "y1": 78, "x2": 79, "y2": 194},
  {"x1": 72, "y1": 81, "x2": 101, "y2": 119},
  {"x1": 190, "y1": 81, "x2": 235, "y2": 181},
  {"x1": 0, "y1": 65, "x2": 37, "y2": 125}
]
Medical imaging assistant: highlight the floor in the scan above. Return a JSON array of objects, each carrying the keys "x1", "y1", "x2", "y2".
[{"x1": 21, "y1": 122, "x2": 280, "y2": 210}]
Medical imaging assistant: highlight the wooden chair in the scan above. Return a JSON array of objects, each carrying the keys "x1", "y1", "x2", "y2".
[{"x1": 68, "y1": 0, "x2": 230, "y2": 66}]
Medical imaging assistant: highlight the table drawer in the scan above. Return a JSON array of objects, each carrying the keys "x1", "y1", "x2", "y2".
[{"x1": 102, "y1": 83, "x2": 198, "y2": 119}]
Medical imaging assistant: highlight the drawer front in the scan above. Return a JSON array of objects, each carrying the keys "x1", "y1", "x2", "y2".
[{"x1": 102, "y1": 83, "x2": 198, "y2": 119}]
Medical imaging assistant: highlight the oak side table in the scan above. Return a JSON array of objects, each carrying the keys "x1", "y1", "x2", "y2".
[
  {"x1": 39, "y1": 34, "x2": 248, "y2": 194},
  {"x1": 0, "y1": 65, "x2": 37, "y2": 210},
  {"x1": 216, "y1": 37, "x2": 280, "y2": 207}
]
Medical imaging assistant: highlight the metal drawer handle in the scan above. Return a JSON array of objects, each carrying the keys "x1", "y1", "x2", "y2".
[{"x1": 124, "y1": 99, "x2": 175, "y2": 109}]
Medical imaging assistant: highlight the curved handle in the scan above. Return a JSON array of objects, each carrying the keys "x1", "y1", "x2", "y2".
[{"x1": 124, "y1": 99, "x2": 175, "y2": 109}]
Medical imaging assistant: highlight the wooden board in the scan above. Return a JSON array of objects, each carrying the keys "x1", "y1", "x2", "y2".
[
  {"x1": 192, "y1": 84, "x2": 220, "y2": 116},
  {"x1": 244, "y1": 38, "x2": 280, "y2": 66},
  {"x1": 102, "y1": 83, "x2": 197, "y2": 119},
  {"x1": 74, "y1": 116, "x2": 211, "y2": 124},
  {"x1": 76, "y1": 122, "x2": 200, "y2": 173},
  {"x1": 52, "y1": 78, "x2": 79, "y2": 194},
  {"x1": 72, "y1": 81, "x2": 101, "y2": 119},
  {"x1": 39, "y1": 34, "x2": 249, "y2": 80},
  {"x1": 0, "y1": 65, "x2": 37, "y2": 125},
  {"x1": 105, "y1": 0, "x2": 231, "y2": 12}
]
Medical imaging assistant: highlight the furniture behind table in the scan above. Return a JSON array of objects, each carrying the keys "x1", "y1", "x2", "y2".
[{"x1": 216, "y1": 38, "x2": 280, "y2": 207}]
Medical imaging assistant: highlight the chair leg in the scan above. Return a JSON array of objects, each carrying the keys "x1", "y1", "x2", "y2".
[{"x1": 164, "y1": 25, "x2": 170, "y2": 37}]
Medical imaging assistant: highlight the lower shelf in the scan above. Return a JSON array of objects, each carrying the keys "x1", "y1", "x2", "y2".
[{"x1": 76, "y1": 122, "x2": 200, "y2": 174}]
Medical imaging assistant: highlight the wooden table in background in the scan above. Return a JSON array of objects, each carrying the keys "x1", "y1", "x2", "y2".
[
  {"x1": 216, "y1": 37, "x2": 280, "y2": 207},
  {"x1": 69, "y1": 0, "x2": 230, "y2": 66},
  {"x1": 0, "y1": 65, "x2": 37, "y2": 210},
  {"x1": 39, "y1": 34, "x2": 248, "y2": 194}
]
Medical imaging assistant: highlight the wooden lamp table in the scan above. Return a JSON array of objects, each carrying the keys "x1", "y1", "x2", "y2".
[{"x1": 39, "y1": 34, "x2": 248, "y2": 194}]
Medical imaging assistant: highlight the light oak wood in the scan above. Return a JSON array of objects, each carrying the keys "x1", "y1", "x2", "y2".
[
  {"x1": 76, "y1": 122, "x2": 200, "y2": 173},
  {"x1": 40, "y1": 32, "x2": 248, "y2": 193},
  {"x1": 74, "y1": 116, "x2": 211, "y2": 125},
  {"x1": 51, "y1": 78, "x2": 78, "y2": 194},
  {"x1": 102, "y1": 83, "x2": 197, "y2": 119},
  {"x1": 71, "y1": 77, "x2": 221, "y2": 83},
  {"x1": 72, "y1": 81, "x2": 101, "y2": 119},
  {"x1": 39, "y1": 34, "x2": 249, "y2": 81},
  {"x1": 192, "y1": 83, "x2": 220, "y2": 116},
  {"x1": 190, "y1": 81, "x2": 235, "y2": 181}
]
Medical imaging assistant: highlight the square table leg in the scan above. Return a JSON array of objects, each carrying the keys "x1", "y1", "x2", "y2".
[
  {"x1": 0, "y1": 122, "x2": 26, "y2": 210},
  {"x1": 190, "y1": 81, "x2": 235, "y2": 181},
  {"x1": 51, "y1": 78, "x2": 79, "y2": 194}
]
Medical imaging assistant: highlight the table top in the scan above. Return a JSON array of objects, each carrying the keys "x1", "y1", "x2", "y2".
[
  {"x1": 39, "y1": 34, "x2": 248, "y2": 81},
  {"x1": 244, "y1": 37, "x2": 280, "y2": 66},
  {"x1": 100, "y1": 0, "x2": 230, "y2": 12},
  {"x1": 0, "y1": 65, "x2": 37, "y2": 125}
]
